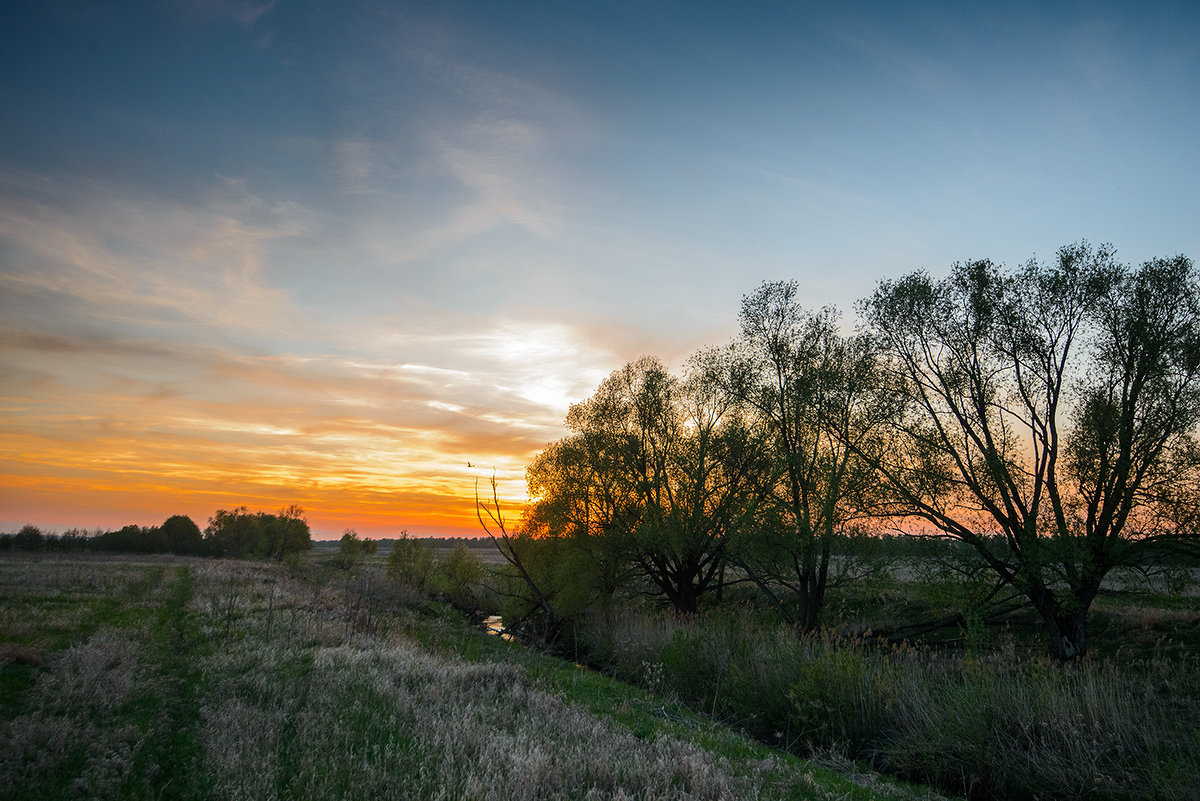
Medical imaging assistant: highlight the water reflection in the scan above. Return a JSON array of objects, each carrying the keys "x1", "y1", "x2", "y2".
[{"x1": 483, "y1": 615, "x2": 513, "y2": 641}]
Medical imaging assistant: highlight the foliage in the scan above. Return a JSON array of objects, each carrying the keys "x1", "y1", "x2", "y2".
[
  {"x1": 489, "y1": 530, "x2": 621, "y2": 645},
  {"x1": 0, "y1": 512, "x2": 268, "y2": 558},
  {"x1": 13, "y1": 525, "x2": 44, "y2": 551},
  {"x1": 525, "y1": 356, "x2": 771, "y2": 612},
  {"x1": 94, "y1": 523, "x2": 167, "y2": 553},
  {"x1": 331, "y1": 528, "x2": 378, "y2": 570},
  {"x1": 568, "y1": 606, "x2": 1200, "y2": 801},
  {"x1": 386, "y1": 530, "x2": 437, "y2": 592},
  {"x1": 160, "y1": 514, "x2": 204, "y2": 554},
  {"x1": 203, "y1": 506, "x2": 312, "y2": 559},
  {"x1": 698, "y1": 282, "x2": 900, "y2": 630},
  {"x1": 862, "y1": 242, "x2": 1200, "y2": 658},
  {"x1": 435, "y1": 541, "x2": 486, "y2": 609}
]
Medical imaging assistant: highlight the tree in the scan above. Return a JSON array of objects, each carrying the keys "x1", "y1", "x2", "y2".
[
  {"x1": 161, "y1": 515, "x2": 203, "y2": 555},
  {"x1": 204, "y1": 507, "x2": 261, "y2": 557},
  {"x1": 862, "y1": 243, "x2": 1200, "y2": 659},
  {"x1": 204, "y1": 507, "x2": 311, "y2": 559},
  {"x1": 479, "y1": 473, "x2": 564, "y2": 638},
  {"x1": 335, "y1": 528, "x2": 366, "y2": 569},
  {"x1": 96, "y1": 523, "x2": 166, "y2": 553},
  {"x1": 13, "y1": 524, "x2": 44, "y2": 551},
  {"x1": 702, "y1": 282, "x2": 897, "y2": 630},
  {"x1": 524, "y1": 433, "x2": 635, "y2": 609},
  {"x1": 438, "y1": 541, "x2": 485, "y2": 609},
  {"x1": 386, "y1": 530, "x2": 437, "y2": 591},
  {"x1": 525, "y1": 357, "x2": 770, "y2": 613},
  {"x1": 268, "y1": 505, "x2": 312, "y2": 559}
]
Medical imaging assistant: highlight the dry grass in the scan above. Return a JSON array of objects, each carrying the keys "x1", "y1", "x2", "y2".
[
  {"x1": 1, "y1": 553, "x2": 927, "y2": 801},
  {"x1": 198, "y1": 638, "x2": 764, "y2": 800},
  {"x1": 1, "y1": 631, "x2": 145, "y2": 799}
]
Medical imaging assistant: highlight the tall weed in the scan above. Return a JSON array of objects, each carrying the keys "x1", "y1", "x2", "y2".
[{"x1": 572, "y1": 609, "x2": 1200, "y2": 800}]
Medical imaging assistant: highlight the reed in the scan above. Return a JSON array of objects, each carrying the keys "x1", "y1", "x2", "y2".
[{"x1": 571, "y1": 608, "x2": 1200, "y2": 800}]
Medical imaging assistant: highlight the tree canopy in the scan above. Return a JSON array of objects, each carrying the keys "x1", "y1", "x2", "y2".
[
  {"x1": 203, "y1": 506, "x2": 313, "y2": 559},
  {"x1": 514, "y1": 242, "x2": 1199, "y2": 659},
  {"x1": 861, "y1": 242, "x2": 1200, "y2": 658},
  {"x1": 525, "y1": 356, "x2": 769, "y2": 612}
]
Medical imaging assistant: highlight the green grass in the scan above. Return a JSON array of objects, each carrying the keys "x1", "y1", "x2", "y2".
[
  {"x1": 565, "y1": 603, "x2": 1200, "y2": 801},
  {"x1": 0, "y1": 554, "x2": 941, "y2": 801}
]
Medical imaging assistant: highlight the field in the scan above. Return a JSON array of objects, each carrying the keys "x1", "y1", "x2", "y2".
[{"x1": 0, "y1": 553, "x2": 944, "y2": 801}]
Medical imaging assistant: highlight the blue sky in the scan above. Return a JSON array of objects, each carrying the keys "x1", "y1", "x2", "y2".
[{"x1": 2, "y1": 0, "x2": 1197, "y2": 536}]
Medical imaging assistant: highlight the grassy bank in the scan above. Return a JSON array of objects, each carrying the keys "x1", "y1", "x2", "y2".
[
  {"x1": 564, "y1": 607, "x2": 1200, "y2": 801},
  {"x1": 0, "y1": 553, "x2": 942, "y2": 801}
]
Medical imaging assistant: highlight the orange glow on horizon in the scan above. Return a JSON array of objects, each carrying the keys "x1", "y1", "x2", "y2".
[
  {"x1": 0, "y1": 191, "x2": 616, "y2": 541},
  {"x1": 0, "y1": 381, "x2": 545, "y2": 539},
  {"x1": 0, "y1": 463, "x2": 533, "y2": 539}
]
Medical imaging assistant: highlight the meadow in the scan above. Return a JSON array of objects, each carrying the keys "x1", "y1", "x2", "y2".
[
  {"x1": 564, "y1": 599, "x2": 1200, "y2": 800},
  {"x1": 480, "y1": 535, "x2": 1200, "y2": 801},
  {"x1": 0, "y1": 552, "x2": 946, "y2": 801}
]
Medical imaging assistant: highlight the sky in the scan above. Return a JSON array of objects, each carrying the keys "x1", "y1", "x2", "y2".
[{"x1": 2, "y1": 0, "x2": 1198, "y2": 538}]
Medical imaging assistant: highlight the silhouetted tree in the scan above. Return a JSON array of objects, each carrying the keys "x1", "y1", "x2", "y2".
[
  {"x1": 862, "y1": 243, "x2": 1200, "y2": 659},
  {"x1": 386, "y1": 530, "x2": 437, "y2": 591},
  {"x1": 13, "y1": 524, "x2": 43, "y2": 551},
  {"x1": 96, "y1": 523, "x2": 165, "y2": 553},
  {"x1": 526, "y1": 357, "x2": 770, "y2": 613},
  {"x1": 701, "y1": 282, "x2": 899, "y2": 630},
  {"x1": 268, "y1": 505, "x2": 311, "y2": 559},
  {"x1": 204, "y1": 507, "x2": 311, "y2": 559},
  {"x1": 161, "y1": 515, "x2": 203, "y2": 554}
]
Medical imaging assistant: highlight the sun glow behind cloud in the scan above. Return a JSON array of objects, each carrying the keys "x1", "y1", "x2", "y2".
[
  {"x1": 0, "y1": 325, "x2": 605, "y2": 537},
  {"x1": 0, "y1": 168, "x2": 617, "y2": 537},
  {"x1": 2, "y1": 2, "x2": 1197, "y2": 538}
]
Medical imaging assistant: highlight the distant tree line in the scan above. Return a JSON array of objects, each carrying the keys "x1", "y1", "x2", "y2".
[
  {"x1": 1, "y1": 506, "x2": 313, "y2": 559},
  {"x1": 486, "y1": 243, "x2": 1200, "y2": 660}
]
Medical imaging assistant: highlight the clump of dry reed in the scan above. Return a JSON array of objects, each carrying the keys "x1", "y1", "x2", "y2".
[{"x1": 0, "y1": 631, "x2": 145, "y2": 799}]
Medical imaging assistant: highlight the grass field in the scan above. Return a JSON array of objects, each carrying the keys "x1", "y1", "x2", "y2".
[{"x1": 0, "y1": 553, "x2": 946, "y2": 801}]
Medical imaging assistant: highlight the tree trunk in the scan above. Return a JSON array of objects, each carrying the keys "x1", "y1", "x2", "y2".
[
  {"x1": 796, "y1": 563, "x2": 825, "y2": 633},
  {"x1": 795, "y1": 569, "x2": 823, "y2": 632},
  {"x1": 671, "y1": 571, "x2": 702, "y2": 613},
  {"x1": 1033, "y1": 595, "x2": 1090, "y2": 660}
]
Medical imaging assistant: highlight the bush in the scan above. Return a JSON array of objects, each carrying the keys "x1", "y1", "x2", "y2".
[
  {"x1": 436, "y1": 542, "x2": 485, "y2": 610},
  {"x1": 13, "y1": 524, "x2": 44, "y2": 551},
  {"x1": 161, "y1": 515, "x2": 203, "y2": 554},
  {"x1": 386, "y1": 532, "x2": 437, "y2": 592},
  {"x1": 331, "y1": 529, "x2": 369, "y2": 570},
  {"x1": 204, "y1": 507, "x2": 312, "y2": 559}
]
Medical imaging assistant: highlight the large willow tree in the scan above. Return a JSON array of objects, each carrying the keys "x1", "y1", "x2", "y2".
[
  {"x1": 702, "y1": 281, "x2": 897, "y2": 630},
  {"x1": 525, "y1": 356, "x2": 770, "y2": 613},
  {"x1": 863, "y1": 243, "x2": 1200, "y2": 659}
]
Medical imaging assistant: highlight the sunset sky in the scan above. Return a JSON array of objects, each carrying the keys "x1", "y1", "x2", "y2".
[{"x1": 2, "y1": 1, "x2": 1198, "y2": 538}]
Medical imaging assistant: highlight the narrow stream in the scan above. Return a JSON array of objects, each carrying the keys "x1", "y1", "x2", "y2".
[{"x1": 482, "y1": 614, "x2": 513, "y2": 641}]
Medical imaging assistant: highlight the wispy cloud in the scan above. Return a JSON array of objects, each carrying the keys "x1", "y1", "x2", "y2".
[
  {"x1": 0, "y1": 170, "x2": 306, "y2": 339},
  {"x1": 0, "y1": 167, "x2": 625, "y2": 535}
]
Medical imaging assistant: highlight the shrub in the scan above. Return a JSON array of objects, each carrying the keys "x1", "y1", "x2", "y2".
[
  {"x1": 13, "y1": 525, "x2": 44, "y2": 551},
  {"x1": 386, "y1": 532, "x2": 437, "y2": 592},
  {"x1": 436, "y1": 542, "x2": 485, "y2": 609}
]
